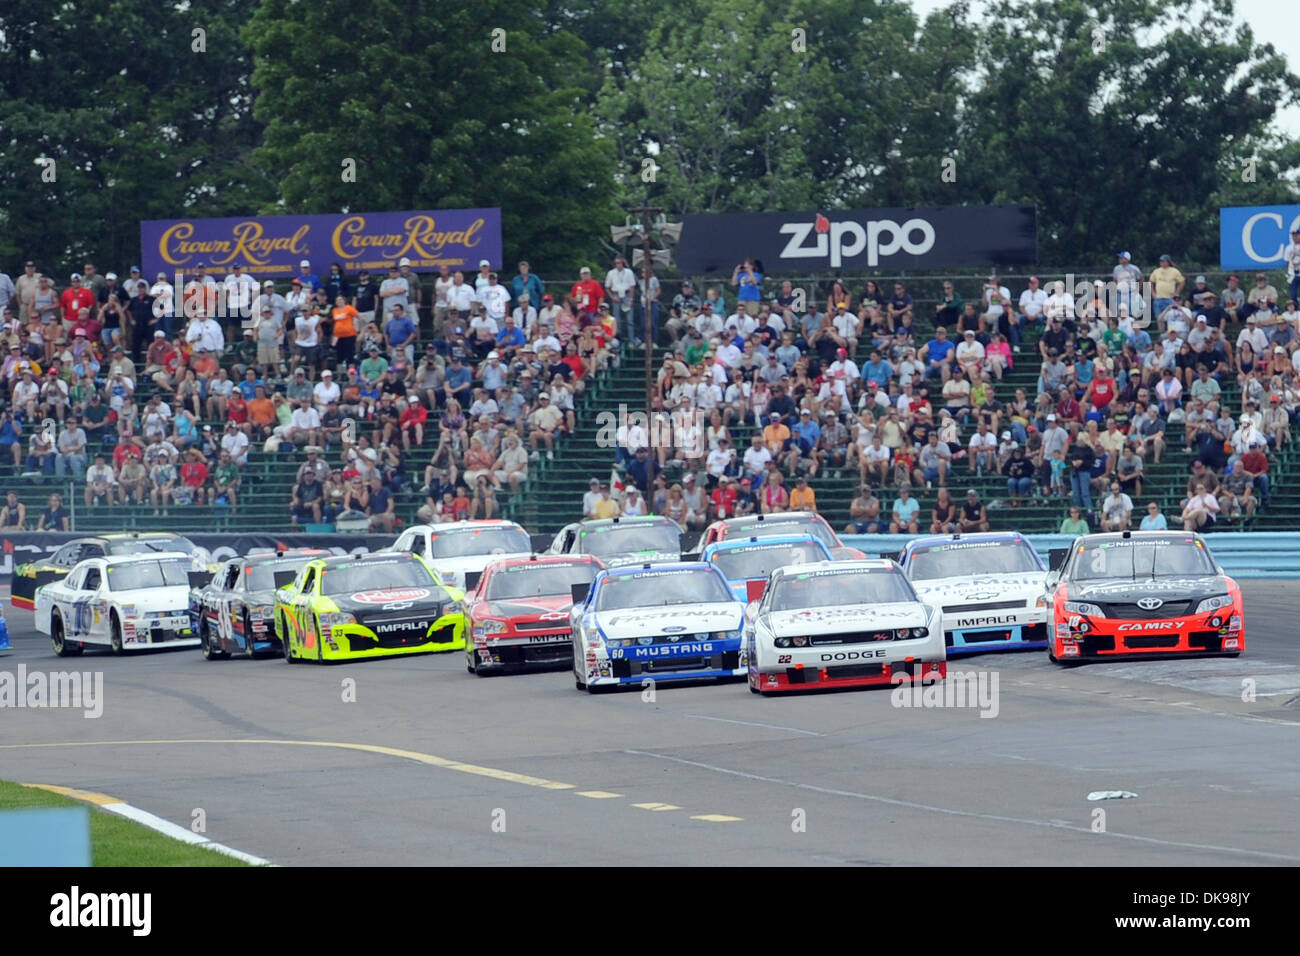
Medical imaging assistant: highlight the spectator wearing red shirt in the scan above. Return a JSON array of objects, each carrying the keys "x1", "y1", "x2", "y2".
[
  {"x1": 1082, "y1": 365, "x2": 1115, "y2": 413},
  {"x1": 71, "y1": 308, "x2": 102, "y2": 342},
  {"x1": 226, "y1": 391, "x2": 250, "y2": 431},
  {"x1": 451, "y1": 490, "x2": 471, "y2": 520},
  {"x1": 179, "y1": 448, "x2": 210, "y2": 505},
  {"x1": 570, "y1": 267, "x2": 604, "y2": 321},
  {"x1": 399, "y1": 394, "x2": 428, "y2": 451},
  {"x1": 710, "y1": 475, "x2": 739, "y2": 519},
  {"x1": 1238, "y1": 443, "x2": 1270, "y2": 502},
  {"x1": 60, "y1": 274, "x2": 95, "y2": 324},
  {"x1": 1056, "y1": 386, "x2": 1082, "y2": 425},
  {"x1": 113, "y1": 436, "x2": 144, "y2": 472},
  {"x1": 561, "y1": 341, "x2": 585, "y2": 387}
]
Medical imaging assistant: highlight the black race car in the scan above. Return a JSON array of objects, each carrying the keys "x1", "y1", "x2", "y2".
[
  {"x1": 12, "y1": 532, "x2": 209, "y2": 610},
  {"x1": 194, "y1": 550, "x2": 328, "y2": 660}
]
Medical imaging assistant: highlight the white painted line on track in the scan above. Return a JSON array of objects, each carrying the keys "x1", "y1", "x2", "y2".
[{"x1": 682, "y1": 713, "x2": 826, "y2": 737}]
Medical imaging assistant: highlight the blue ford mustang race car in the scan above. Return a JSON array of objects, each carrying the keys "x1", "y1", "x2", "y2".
[{"x1": 569, "y1": 562, "x2": 745, "y2": 692}]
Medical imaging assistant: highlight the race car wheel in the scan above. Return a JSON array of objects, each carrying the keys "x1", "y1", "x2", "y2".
[
  {"x1": 574, "y1": 677, "x2": 585, "y2": 690},
  {"x1": 242, "y1": 614, "x2": 257, "y2": 659},
  {"x1": 51, "y1": 615, "x2": 81, "y2": 657},
  {"x1": 281, "y1": 614, "x2": 297, "y2": 664},
  {"x1": 110, "y1": 615, "x2": 124, "y2": 655},
  {"x1": 200, "y1": 619, "x2": 228, "y2": 661},
  {"x1": 467, "y1": 650, "x2": 477, "y2": 674}
]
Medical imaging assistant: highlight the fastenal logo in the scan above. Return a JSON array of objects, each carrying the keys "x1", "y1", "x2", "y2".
[
  {"x1": 891, "y1": 669, "x2": 999, "y2": 718},
  {"x1": 50, "y1": 886, "x2": 151, "y2": 936},
  {"x1": 0, "y1": 665, "x2": 103, "y2": 718},
  {"x1": 595, "y1": 404, "x2": 707, "y2": 457},
  {"x1": 779, "y1": 212, "x2": 936, "y2": 267}
]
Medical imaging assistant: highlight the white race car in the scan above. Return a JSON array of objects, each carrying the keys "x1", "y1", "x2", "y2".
[
  {"x1": 389, "y1": 519, "x2": 533, "y2": 589},
  {"x1": 899, "y1": 533, "x2": 1049, "y2": 654},
  {"x1": 745, "y1": 559, "x2": 946, "y2": 693},
  {"x1": 35, "y1": 552, "x2": 199, "y2": 656}
]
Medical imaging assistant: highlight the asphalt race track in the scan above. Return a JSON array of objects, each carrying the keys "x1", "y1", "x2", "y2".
[{"x1": 2, "y1": 582, "x2": 1298, "y2": 866}]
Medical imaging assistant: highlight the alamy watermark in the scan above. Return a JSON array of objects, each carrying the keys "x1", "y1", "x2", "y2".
[
  {"x1": 0, "y1": 665, "x2": 103, "y2": 718},
  {"x1": 595, "y1": 403, "x2": 708, "y2": 457},
  {"x1": 891, "y1": 669, "x2": 999, "y2": 718}
]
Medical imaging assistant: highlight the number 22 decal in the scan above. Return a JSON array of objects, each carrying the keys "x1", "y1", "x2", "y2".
[{"x1": 777, "y1": 654, "x2": 792, "y2": 664}]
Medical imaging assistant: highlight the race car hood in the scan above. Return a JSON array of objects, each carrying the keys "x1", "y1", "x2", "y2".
[
  {"x1": 594, "y1": 602, "x2": 742, "y2": 640},
  {"x1": 479, "y1": 595, "x2": 571, "y2": 620},
  {"x1": 600, "y1": 551, "x2": 682, "y2": 569},
  {"x1": 329, "y1": 585, "x2": 456, "y2": 616},
  {"x1": 113, "y1": 585, "x2": 194, "y2": 613},
  {"x1": 762, "y1": 601, "x2": 930, "y2": 638},
  {"x1": 911, "y1": 573, "x2": 1047, "y2": 605},
  {"x1": 1065, "y1": 575, "x2": 1229, "y2": 604}
]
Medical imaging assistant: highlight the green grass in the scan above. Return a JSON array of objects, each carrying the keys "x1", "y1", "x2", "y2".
[{"x1": 0, "y1": 779, "x2": 249, "y2": 866}]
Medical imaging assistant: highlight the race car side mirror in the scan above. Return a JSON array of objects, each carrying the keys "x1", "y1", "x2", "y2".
[
  {"x1": 188, "y1": 570, "x2": 213, "y2": 590},
  {"x1": 679, "y1": 531, "x2": 700, "y2": 555},
  {"x1": 570, "y1": 582, "x2": 590, "y2": 605},
  {"x1": 745, "y1": 600, "x2": 760, "y2": 623},
  {"x1": 463, "y1": 571, "x2": 482, "y2": 593},
  {"x1": 530, "y1": 534, "x2": 554, "y2": 554},
  {"x1": 1047, "y1": 548, "x2": 1069, "y2": 571},
  {"x1": 273, "y1": 570, "x2": 297, "y2": 590}
]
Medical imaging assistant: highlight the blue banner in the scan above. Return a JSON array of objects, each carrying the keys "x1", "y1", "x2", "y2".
[{"x1": 1219, "y1": 205, "x2": 1300, "y2": 270}]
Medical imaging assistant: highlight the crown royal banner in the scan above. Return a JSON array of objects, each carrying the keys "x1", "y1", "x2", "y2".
[{"x1": 140, "y1": 208, "x2": 502, "y2": 279}]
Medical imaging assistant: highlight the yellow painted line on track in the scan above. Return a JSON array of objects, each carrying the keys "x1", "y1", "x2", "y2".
[
  {"x1": 632, "y1": 802, "x2": 681, "y2": 812},
  {"x1": 22, "y1": 783, "x2": 119, "y2": 806},
  {"x1": 0, "y1": 739, "x2": 576, "y2": 791},
  {"x1": 576, "y1": 790, "x2": 622, "y2": 799},
  {"x1": 691, "y1": 813, "x2": 743, "y2": 822}
]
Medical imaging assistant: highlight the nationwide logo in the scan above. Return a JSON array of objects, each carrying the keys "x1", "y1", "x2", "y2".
[{"x1": 778, "y1": 213, "x2": 936, "y2": 268}]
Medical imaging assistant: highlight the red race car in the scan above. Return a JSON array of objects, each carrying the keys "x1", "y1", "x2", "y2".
[
  {"x1": 1045, "y1": 531, "x2": 1244, "y2": 663},
  {"x1": 463, "y1": 554, "x2": 604, "y2": 675}
]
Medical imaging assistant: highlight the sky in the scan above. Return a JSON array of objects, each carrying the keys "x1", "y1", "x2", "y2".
[{"x1": 907, "y1": 0, "x2": 1300, "y2": 140}]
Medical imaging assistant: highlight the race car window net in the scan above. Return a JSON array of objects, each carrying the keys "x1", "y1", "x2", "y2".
[
  {"x1": 711, "y1": 542, "x2": 826, "y2": 582},
  {"x1": 595, "y1": 571, "x2": 732, "y2": 611},
  {"x1": 769, "y1": 569, "x2": 916, "y2": 612},
  {"x1": 107, "y1": 559, "x2": 191, "y2": 592},
  {"x1": 907, "y1": 540, "x2": 1041, "y2": 580},
  {"x1": 429, "y1": 527, "x2": 529, "y2": 559},
  {"x1": 487, "y1": 563, "x2": 598, "y2": 600},
  {"x1": 1071, "y1": 540, "x2": 1215, "y2": 580},
  {"x1": 108, "y1": 535, "x2": 197, "y2": 556},
  {"x1": 729, "y1": 518, "x2": 836, "y2": 547},
  {"x1": 579, "y1": 523, "x2": 681, "y2": 557},
  {"x1": 321, "y1": 560, "x2": 443, "y2": 597}
]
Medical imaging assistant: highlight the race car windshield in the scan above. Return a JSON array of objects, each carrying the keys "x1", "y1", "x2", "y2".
[
  {"x1": 579, "y1": 523, "x2": 680, "y2": 557},
  {"x1": 769, "y1": 569, "x2": 916, "y2": 612},
  {"x1": 108, "y1": 536, "x2": 197, "y2": 556},
  {"x1": 321, "y1": 560, "x2": 437, "y2": 596},
  {"x1": 729, "y1": 519, "x2": 836, "y2": 548},
  {"x1": 107, "y1": 559, "x2": 191, "y2": 591},
  {"x1": 487, "y1": 563, "x2": 599, "y2": 600},
  {"x1": 1071, "y1": 539, "x2": 1216, "y2": 580},
  {"x1": 908, "y1": 540, "x2": 1041, "y2": 580},
  {"x1": 711, "y1": 543, "x2": 826, "y2": 582},
  {"x1": 595, "y1": 571, "x2": 732, "y2": 610},
  {"x1": 429, "y1": 527, "x2": 529, "y2": 559}
]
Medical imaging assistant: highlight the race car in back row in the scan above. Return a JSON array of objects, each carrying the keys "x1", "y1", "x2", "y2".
[
  {"x1": 1046, "y1": 530, "x2": 1243, "y2": 663},
  {"x1": 745, "y1": 560, "x2": 945, "y2": 693},
  {"x1": 12, "y1": 532, "x2": 211, "y2": 610},
  {"x1": 194, "y1": 549, "x2": 327, "y2": 660},
  {"x1": 570, "y1": 562, "x2": 745, "y2": 692},
  {"x1": 702, "y1": 534, "x2": 834, "y2": 603},
  {"x1": 547, "y1": 515, "x2": 684, "y2": 568},
  {"x1": 899, "y1": 532, "x2": 1048, "y2": 654},
  {"x1": 696, "y1": 511, "x2": 866, "y2": 560},
  {"x1": 276, "y1": 552, "x2": 467, "y2": 662},
  {"x1": 36, "y1": 553, "x2": 199, "y2": 655},
  {"x1": 464, "y1": 554, "x2": 603, "y2": 675},
  {"x1": 390, "y1": 519, "x2": 533, "y2": 590}
]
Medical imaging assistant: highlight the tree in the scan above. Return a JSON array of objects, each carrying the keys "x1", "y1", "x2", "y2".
[{"x1": 245, "y1": 0, "x2": 618, "y2": 273}]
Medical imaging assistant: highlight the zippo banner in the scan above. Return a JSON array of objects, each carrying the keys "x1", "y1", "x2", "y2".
[
  {"x1": 140, "y1": 208, "x2": 502, "y2": 280},
  {"x1": 675, "y1": 205, "x2": 1037, "y2": 274},
  {"x1": 1, "y1": 533, "x2": 396, "y2": 588}
]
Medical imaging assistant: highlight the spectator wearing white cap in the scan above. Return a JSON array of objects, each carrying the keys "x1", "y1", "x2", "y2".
[
  {"x1": 312, "y1": 368, "x2": 340, "y2": 411},
  {"x1": 222, "y1": 264, "x2": 256, "y2": 325},
  {"x1": 379, "y1": 263, "x2": 409, "y2": 319},
  {"x1": 148, "y1": 271, "x2": 176, "y2": 335},
  {"x1": 475, "y1": 259, "x2": 493, "y2": 295},
  {"x1": 296, "y1": 259, "x2": 321, "y2": 294}
]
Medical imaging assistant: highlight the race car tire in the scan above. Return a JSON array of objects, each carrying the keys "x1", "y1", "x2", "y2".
[
  {"x1": 281, "y1": 613, "x2": 298, "y2": 664},
  {"x1": 574, "y1": 677, "x2": 585, "y2": 690},
  {"x1": 749, "y1": 682, "x2": 760, "y2": 694},
  {"x1": 585, "y1": 682, "x2": 615, "y2": 695},
  {"x1": 51, "y1": 614, "x2": 81, "y2": 657},
  {"x1": 200, "y1": 618, "x2": 228, "y2": 661},
  {"x1": 466, "y1": 650, "x2": 477, "y2": 674},
  {"x1": 110, "y1": 614, "x2": 124, "y2": 655}
]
